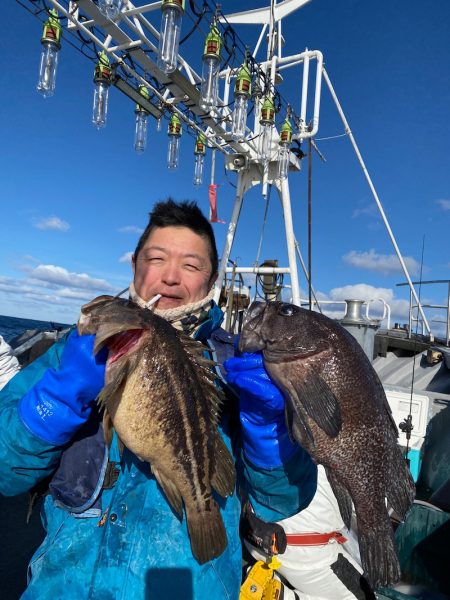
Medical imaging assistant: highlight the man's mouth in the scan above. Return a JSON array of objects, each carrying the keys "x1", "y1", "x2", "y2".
[{"x1": 156, "y1": 294, "x2": 184, "y2": 307}]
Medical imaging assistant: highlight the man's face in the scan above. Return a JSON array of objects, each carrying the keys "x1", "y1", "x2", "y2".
[{"x1": 132, "y1": 226, "x2": 217, "y2": 310}]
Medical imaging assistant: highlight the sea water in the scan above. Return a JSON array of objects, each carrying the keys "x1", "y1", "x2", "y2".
[{"x1": 0, "y1": 314, "x2": 71, "y2": 344}]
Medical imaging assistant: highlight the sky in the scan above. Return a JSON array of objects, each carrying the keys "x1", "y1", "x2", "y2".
[{"x1": 1, "y1": 0, "x2": 450, "y2": 338}]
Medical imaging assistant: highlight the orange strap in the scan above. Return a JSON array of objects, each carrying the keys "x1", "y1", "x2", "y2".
[{"x1": 285, "y1": 531, "x2": 347, "y2": 546}]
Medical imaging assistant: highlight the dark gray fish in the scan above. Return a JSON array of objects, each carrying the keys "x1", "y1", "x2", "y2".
[
  {"x1": 239, "y1": 301, "x2": 415, "y2": 589},
  {"x1": 78, "y1": 295, "x2": 236, "y2": 564}
]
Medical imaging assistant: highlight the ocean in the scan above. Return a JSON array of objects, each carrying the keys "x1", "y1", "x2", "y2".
[{"x1": 0, "y1": 314, "x2": 72, "y2": 344}]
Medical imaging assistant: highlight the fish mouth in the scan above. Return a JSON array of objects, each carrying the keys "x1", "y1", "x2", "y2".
[
  {"x1": 238, "y1": 302, "x2": 267, "y2": 353},
  {"x1": 263, "y1": 346, "x2": 320, "y2": 363}
]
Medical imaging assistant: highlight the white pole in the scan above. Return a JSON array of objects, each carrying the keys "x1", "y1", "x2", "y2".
[
  {"x1": 214, "y1": 171, "x2": 246, "y2": 303},
  {"x1": 277, "y1": 177, "x2": 301, "y2": 305},
  {"x1": 322, "y1": 67, "x2": 432, "y2": 339},
  {"x1": 300, "y1": 50, "x2": 309, "y2": 126}
]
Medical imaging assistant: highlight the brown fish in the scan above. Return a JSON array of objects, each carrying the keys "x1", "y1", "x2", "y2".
[
  {"x1": 239, "y1": 301, "x2": 415, "y2": 589},
  {"x1": 78, "y1": 295, "x2": 236, "y2": 564}
]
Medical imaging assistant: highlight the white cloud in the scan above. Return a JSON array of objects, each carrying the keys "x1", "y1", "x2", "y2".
[
  {"x1": 352, "y1": 204, "x2": 378, "y2": 218},
  {"x1": 30, "y1": 264, "x2": 116, "y2": 292},
  {"x1": 435, "y1": 199, "x2": 450, "y2": 211},
  {"x1": 118, "y1": 225, "x2": 144, "y2": 234},
  {"x1": 33, "y1": 216, "x2": 70, "y2": 231},
  {"x1": 343, "y1": 249, "x2": 420, "y2": 276},
  {"x1": 119, "y1": 252, "x2": 133, "y2": 264}
]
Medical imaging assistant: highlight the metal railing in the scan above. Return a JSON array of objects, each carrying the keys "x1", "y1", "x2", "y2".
[{"x1": 396, "y1": 280, "x2": 450, "y2": 346}]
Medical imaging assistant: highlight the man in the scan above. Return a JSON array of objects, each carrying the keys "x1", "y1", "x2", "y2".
[{"x1": 0, "y1": 199, "x2": 316, "y2": 599}]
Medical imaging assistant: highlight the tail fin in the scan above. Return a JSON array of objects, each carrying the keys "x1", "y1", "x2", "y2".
[
  {"x1": 186, "y1": 502, "x2": 228, "y2": 564},
  {"x1": 358, "y1": 513, "x2": 401, "y2": 589}
]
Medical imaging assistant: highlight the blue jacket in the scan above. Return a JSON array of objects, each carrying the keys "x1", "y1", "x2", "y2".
[{"x1": 0, "y1": 304, "x2": 316, "y2": 599}]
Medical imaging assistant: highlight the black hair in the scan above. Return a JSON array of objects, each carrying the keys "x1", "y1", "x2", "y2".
[{"x1": 133, "y1": 198, "x2": 219, "y2": 276}]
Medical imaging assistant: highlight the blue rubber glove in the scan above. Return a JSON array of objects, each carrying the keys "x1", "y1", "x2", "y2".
[
  {"x1": 224, "y1": 352, "x2": 297, "y2": 468},
  {"x1": 18, "y1": 330, "x2": 107, "y2": 446}
]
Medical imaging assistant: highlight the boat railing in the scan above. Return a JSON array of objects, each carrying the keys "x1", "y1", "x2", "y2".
[
  {"x1": 299, "y1": 298, "x2": 391, "y2": 329},
  {"x1": 396, "y1": 280, "x2": 450, "y2": 346}
]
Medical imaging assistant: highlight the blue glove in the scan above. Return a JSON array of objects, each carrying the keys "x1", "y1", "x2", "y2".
[
  {"x1": 18, "y1": 330, "x2": 107, "y2": 446},
  {"x1": 224, "y1": 352, "x2": 297, "y2": 468}
]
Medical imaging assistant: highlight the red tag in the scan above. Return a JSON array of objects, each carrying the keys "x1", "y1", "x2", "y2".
[{"x1": 209, "y1": 184, "x2": 225, "y2": 223}]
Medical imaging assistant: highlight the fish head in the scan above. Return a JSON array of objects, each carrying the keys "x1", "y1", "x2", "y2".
[
  {"x1": 78, "y1": 295, "x2": 154, "y2": 358},
  {"x1": 78, "y1": 295, "x2": 118, "y2": 335},
  {"x1": 239, "y1": 301, "x2": 330, "y2": 362}
]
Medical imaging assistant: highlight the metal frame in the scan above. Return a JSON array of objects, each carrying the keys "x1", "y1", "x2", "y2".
[{"x1": 19, "y1": 0, "x2": 431, "y2": 335}]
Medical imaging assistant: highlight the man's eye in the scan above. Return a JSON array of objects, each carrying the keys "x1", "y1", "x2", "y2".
[{"x1": 185, "y1": 264, "x2": 199, "y2": 271}]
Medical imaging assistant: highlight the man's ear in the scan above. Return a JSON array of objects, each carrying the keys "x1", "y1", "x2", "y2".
[
  {"x1": 131, "y1": 254, "x2": 136, "y2": 276},
  {"x1": 209, "y1": 272, "x2": 218, "y2": 290}
]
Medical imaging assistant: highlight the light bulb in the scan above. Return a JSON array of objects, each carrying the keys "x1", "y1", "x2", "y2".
[
  {"x1": 92, "y1": 82, "x2": 109, "y2": 129},
  {"x1": 167, "y1": 135, "x2": 180, "y2": 169},
  {"x1": 37, "y1": 42, "x2": 59, "y2": 98},
  {"x1": 157, "y1": 3, "x2": 183, "y2": 74},
  {"x1": 200, "y1": 55, "x2": 220, "y2": 112},
  {"x1": 134, "y1": 112, "x2": 148, "y2": 153},
  {"x1": 98, "y1": 0, "x2": 124, "y2": 21},
  {"x1": 278, "y1": 145, "x2": 290, "y2": 179},
  {"x1": 193, "y1": 154, "x2": 205, "y2": 186},
  {"x1": 259, "y1": 124, "x2": 273, "y2": 162},
  {"x1": 231, "y1": 94, "x2": 248, "y2": 141}
]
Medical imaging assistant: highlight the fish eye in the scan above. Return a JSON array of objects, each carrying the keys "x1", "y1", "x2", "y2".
[{"x1": 279, "y1": 304, "x2": 295, "y2": 316}]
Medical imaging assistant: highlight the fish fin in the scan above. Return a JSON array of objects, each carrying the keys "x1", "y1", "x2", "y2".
[
  {"x1": 186, "y1": 502, "x2": 228, "y2": 564},
  {"x1": 151, "y1": 465, "x2": 183, "y2": 518},
  {"x1": 285, "y1": 397, "x2": 316, "y2": 449},
  {"x1": 325, "y1": 467, "x2": 353, "y2": 529},
  {"x1": 386, "y1": 447, "x2": 415, "y2": 519},
  {"x1": 178, "y1": 333, "x2": 227, "y2": 426},
  {"x1": 289, "y1": 374, "x2": 342, "y2": 438},
  {"x1": 102, "y1": 410, "x2": 114, "y2": 448},
  {"x1": 96, "y1": 357, "x2": 130, "y2": 408},
  {"x1": 357, "y1": 513, "x2": 401, "y2": 589},
  {"x1": 211, "y1": 434, "x2": 236, "y2": 498}
]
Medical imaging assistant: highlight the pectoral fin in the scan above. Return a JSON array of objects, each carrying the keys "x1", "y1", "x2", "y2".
[
  {"x1": 284, "y1": 397, "x2": 315, "y2": 449},
  {"x1": 290, "y1": 374, "x2": 342, "y2": 438},
  {"x1": 325, "y1": 467, "x2": 353, "y2": 529}
]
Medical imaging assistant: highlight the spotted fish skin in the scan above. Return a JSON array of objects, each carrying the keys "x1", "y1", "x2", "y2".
[
  {"x1": 78, "y1": 295, "x2": 236, "y2": 564},
  {"x1": 238, "y1": 301, "x2": 415, "y2": 590}
]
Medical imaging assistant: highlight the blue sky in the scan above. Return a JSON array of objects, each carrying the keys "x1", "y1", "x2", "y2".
[{"x1": 1, "y1": 0, "x2": 450, "y2": 337}]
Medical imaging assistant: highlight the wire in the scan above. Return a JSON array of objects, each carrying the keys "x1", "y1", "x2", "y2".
[{"x1": 180, "y1": 0, "x2": 208, "y2": 45}]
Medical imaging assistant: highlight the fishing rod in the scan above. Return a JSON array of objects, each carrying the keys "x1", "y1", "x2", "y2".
[{"x1": 399, "y1": 236, "x2": 426, "y2": 466}]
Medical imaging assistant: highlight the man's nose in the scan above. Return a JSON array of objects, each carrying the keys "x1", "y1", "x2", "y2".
[{"x1": 161, "y1": 262, "x2": 181, "y2": 285}]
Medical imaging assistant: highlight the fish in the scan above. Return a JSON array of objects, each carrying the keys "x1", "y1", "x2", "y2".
[
  {"x1": 238, "y1": 300, "x2": 415, "y2": 589},
  {"x1": 78, "y1": 295, "x2": 236, "y2": 564}
]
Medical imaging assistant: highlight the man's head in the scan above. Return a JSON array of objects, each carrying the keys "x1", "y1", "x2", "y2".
[{"x1": 132, "y1": 199, "x2": 219, "y2": 310}]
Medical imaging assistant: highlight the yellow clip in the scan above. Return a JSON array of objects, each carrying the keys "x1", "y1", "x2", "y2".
[
  {"x1": 267, "y1": 556, "x2": 282, "y2": 571},
  {"x1": 261, "y1": 578, "x2": 282, "y2": 600},
  {"x1": 240, "y1": 561, "x2": 275, "y2": 600}
]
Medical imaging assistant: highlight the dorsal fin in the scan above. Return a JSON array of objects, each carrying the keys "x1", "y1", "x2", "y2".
[{"x1": 178, "y1": 332, "x2": 226, "y2": 426}]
